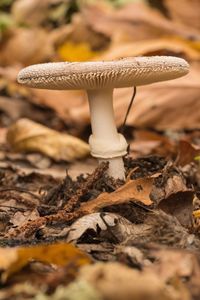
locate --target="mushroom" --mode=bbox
[17,56,189,179]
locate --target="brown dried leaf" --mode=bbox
[116,245,200,298]
[6,118,89,161]
[78,262,188,300]
[83,2,200,42]
[81,177,153,214]
[130,130,176,158]
[151,170,194,226]
[164,0,200,31]
[176,140,200,167]
[67,212,120,242]
[74,213,151,245]
[67,212,135,243]
[144,211,199,249]
[148,247,200,283]
[31,89,88,125]
[114,64,200,131]
[11,209,39,227]
[0,28,54,66]
[99,38,200,61]
[55,14,109,55]
[12,0,51,26]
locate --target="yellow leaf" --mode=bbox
[193,210,200,218]
[58,42,99,62]
[7,118,89,162]
[0,243,92,282]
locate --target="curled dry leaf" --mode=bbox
[6,118,89,162]
[67,213,139,242]
[0,243,91,283]
[67,212,121,242]
[68,212,151,245]
[151,170,194,227]
[80,177,153,214]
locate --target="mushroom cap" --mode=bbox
[18,56,189,90]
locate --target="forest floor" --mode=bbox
[0,0,200,299]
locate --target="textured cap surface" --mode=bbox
[18,56,189,90]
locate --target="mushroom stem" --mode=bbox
[87,89,128,180]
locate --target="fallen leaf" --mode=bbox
[0,127,7,143]
[0,12,14,34]
[11,209,39,227]
[151,168,194,226]
[67,212,133,243]
[58,41,99,62]
[116,243,200,296]
[144,210,199,249]
[130,130,176,158]
[0,96,38,126]
[35,280,102,300]
[0,28,54,66]
[0,243,92,282]
[30,89,88,125]
[83,2,200,43]
[81,177,153,214]
[68,212,151,245]
[7,118,89,161]
[11,0,52,26]
[176,140,200,167]
[67,212,121,242]
[99,38,200,61]
[114,63,200,131]
[194,209,200,220]
[164,0,200,31]
[148,247,200,282]
[78,262,188,300]
[54,13,109,54]
[0,282,38,300]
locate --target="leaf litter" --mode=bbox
[0,0,200,299]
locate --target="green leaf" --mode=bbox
[0,13,14,32]
[0,0,14,8]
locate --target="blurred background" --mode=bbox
[0,0,200,175]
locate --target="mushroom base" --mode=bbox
[99,157,125,180]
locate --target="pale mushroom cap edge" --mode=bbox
[18,56,189,90]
